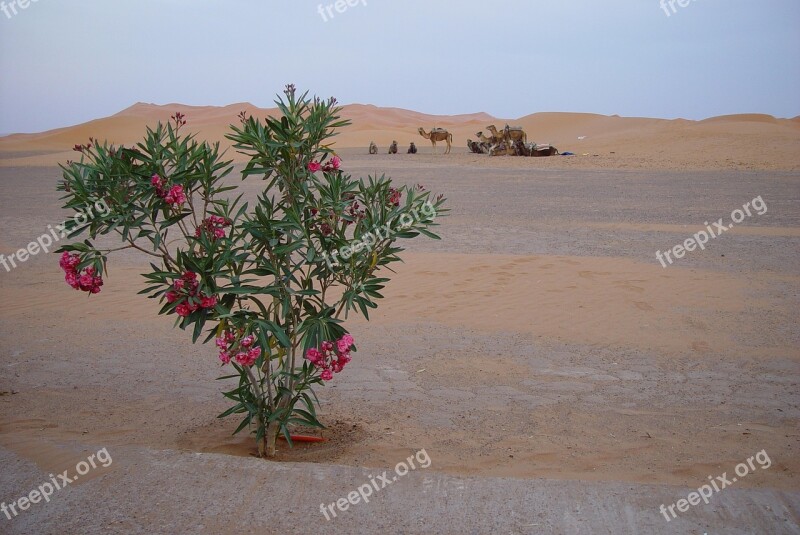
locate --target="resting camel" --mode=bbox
[487,124,527,144]
[369,142,377,155]
[407,142,418,154]
[511,139,559,157]
[467,139,488,154]
[512,139,531,157]
[488,142,514,156]
[477,129,501,145]
[388,140,398,154]
[475,131,495,144]
[474,132,494,153]
[418,127,453,154]
[530,144,559,157]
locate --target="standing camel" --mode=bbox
[486,124,527,144]
[418,127,453,154]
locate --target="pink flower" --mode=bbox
[173,279,185,290]
[308,161,322,172]
[330,156,341,170]
[219,351,231,365]
[321,341,334,352]
[241,335,255,348]
[320,369,334,381]
[235,351,258,367]
[306,347,321,363]
[341,334,354,348]
[247,347,261,361]
[65,271,80,289]
[387,188,401,207]
[59,252,80,272]
[151,174,168,198]
[195,215,231,241]
[165,185,186,206]
[165,291,179,303]
[200,295,217,309]
[60,252,103,294]
[215,337,227,350]
[78,273,94,289]
[175,303,191,317]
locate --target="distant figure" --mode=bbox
[369,141,378,154]
[407,142,417,154]
[388,141,398,154]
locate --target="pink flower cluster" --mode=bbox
[151,174,186,207]
[59,252,103,294]
[387,188,401,207]
[216,330,262,367]
[308,155,341,173]
[194,215,232,240]
[165,271,217,317]
[305,334,355,381]
[344,200,365,225]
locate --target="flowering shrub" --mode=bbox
[56,86,447,457]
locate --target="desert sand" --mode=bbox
[0,106,798,533]
[1,103,799,171]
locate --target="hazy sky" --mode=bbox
[1,0,799,133]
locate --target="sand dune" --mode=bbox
[1,102,799,170]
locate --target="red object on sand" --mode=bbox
[278,434,326,443]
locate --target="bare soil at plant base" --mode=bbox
[0,157,797,492]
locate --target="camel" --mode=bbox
[388,141,398,154]
[487,124,527,144]
[504,124,528,144]
[407,142,418,154]
[368,142,377,155]
[512,139,531,157]
[488,142,514,156]
[530,144,559,157]
[467,139,488,154]
[478,129,502,145]
[476,131,495,144]
[511,139,559,157]
[467,140,480,153]
[418,127,453,154]
[474,131,495,153]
